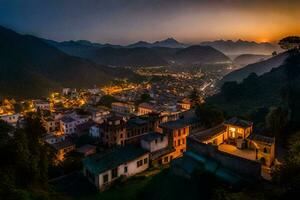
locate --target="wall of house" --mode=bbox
[172,127,189,158]
[97,153,149,191]
[203,132,226,145]
[141,136,168,152]
[187,138,261,179]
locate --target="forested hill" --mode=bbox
[207,52,300,128]
[0,26,114,99]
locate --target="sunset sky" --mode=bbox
[0,0,299,44]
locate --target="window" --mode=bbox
[144,158,148,164]
[263,147,268,153]
[103,174,109,183]
[137,160,143,167]
[111,168,118,179]
[124,166,128,173]
[164,157,168,163]
[178,139,180,146]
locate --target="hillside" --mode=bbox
[46,40,230,67]
[201,39,280,55]
[174,45,231,65]
[207,52,300,119]
[127,37,187,48]
[0,26,113,99]
[221,52,288,83]
[233,54,270,66]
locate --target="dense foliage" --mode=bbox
[0,115,51,199]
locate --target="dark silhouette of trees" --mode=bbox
[195,104,224,128]
[279,36,300,51]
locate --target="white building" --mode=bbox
[44,134,66,144]
[60,115,89,135]
[83,146,149,191]
[34,100,51,111]
[0,113,20,126]
[141,132,168,152]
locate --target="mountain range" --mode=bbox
[221,52,288,83]
[0,26,125,98]
[46,40,230,67]
[207,52,300,118]
[201,39,280,55]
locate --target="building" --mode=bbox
[43,117,60,133]
[101,116,126,147]
[44,134,66,144]
[159,119,190,159]
[224,117,253,148]
[50,139,76,162]
[83,146,149,191]
[34,100,51,111]
[125,117,154,144]
[248,134,275,167]
[77,144,97,157]
[189,117,276,179]
[140,132,175,165]
[111,102,135,115]
[137,103,158,116]
[178,98,192,110]
[59,115,89,135]
[0,113,20,126]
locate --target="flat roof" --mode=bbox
[141,132,165,142]
[190,124,227,141]
[83,145,149,175]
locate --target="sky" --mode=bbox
[0,0,300,45]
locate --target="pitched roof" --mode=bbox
[224,117,253,128]
[83,145,149,175]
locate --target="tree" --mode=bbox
[140,93,152,103]
[97,95,117,108]
[272,51,277,56]
[188,88,201,106]
[265,107,288,144]
[279,36,300,51]
[221,81,240,102]
[195,104,224,128]
[274,132,300,198]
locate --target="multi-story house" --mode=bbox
[101,116,126,147]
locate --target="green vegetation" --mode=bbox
[0,114,51,199]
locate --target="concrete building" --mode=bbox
[83,146,149,191]
[101,116,126,147]
[140,132,175,166]
[159,119,190,159]
[111,102,135,114]
[34,100,51,111]
[0,113,20,126]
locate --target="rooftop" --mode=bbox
[224,117,253,128]
[159,119,189,130]
[83,145,149,175]
[141,132,166,142]
[248,134,275,146]
[190,124,227,142]
[61,116,76,123]
[51,139,75,150]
